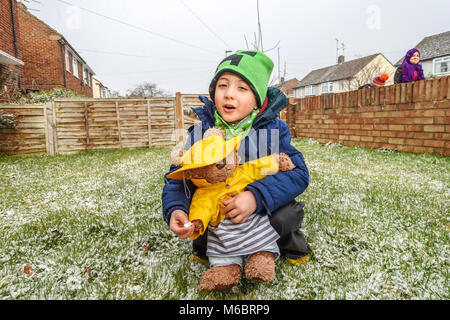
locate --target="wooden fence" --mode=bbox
[0,93,205,156]
[0,104,51,155]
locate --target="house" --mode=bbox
[0,0,24,101]
[293,53,396,98]
[0,1,95,100]
[274,77,300,98]
[93,78,112,98]
[16,2,95,96]
[394,30,450,79]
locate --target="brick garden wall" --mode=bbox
[286,76,450,156]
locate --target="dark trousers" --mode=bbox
[192,200,310,260]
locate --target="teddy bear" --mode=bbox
[167,127,296,291]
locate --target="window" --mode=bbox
[321,82,333,94]
[304,86,311,96]
[65,50,70,72]
[83,68,90,86]
[304,85,314,96]
[304,85,316,95]
[433,56,450,74]
[299,87,303,97]
[339,81,344,91]
[72,56,79,78]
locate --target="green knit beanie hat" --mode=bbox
[209,50,274,107]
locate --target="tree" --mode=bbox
[126,82,171,98]
[109,90,121,98]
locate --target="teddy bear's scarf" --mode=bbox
[214,109,258,140]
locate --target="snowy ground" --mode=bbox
[0,140,448,299]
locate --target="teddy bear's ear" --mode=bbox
[170,149,184,166]
[203,127,225,139]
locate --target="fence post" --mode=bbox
[115,101,122,149]
[175,92,184,145]
[44,102,56,155]
[43,103,50,155]
[52,100,58,155]
[147,99,152,147]
[84,101,90,150]
[288,97,297,138]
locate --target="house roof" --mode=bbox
[294,53,381,88]
[274,78,300,94]
[395,30,450,65]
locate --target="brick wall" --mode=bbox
[16,3,93,97]
[286,76,450,156]
[0,0,20,102]
[0,0,16,56]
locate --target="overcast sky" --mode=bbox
[26,0,450,95]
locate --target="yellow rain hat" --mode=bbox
[167,134,241,180]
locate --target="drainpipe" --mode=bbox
[9,0,21,88]
[58,39,67,88]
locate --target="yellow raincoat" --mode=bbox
[188,154,279,240]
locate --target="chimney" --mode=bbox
[280,77,285,84]
[338,55,345,64]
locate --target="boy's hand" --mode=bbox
[169,210,194,239]
[222,191,257,224]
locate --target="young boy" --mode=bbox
[162,50,310,267]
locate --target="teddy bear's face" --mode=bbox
[184,150,240,184]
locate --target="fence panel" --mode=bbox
[182,93,205,129]
[0,105,47,155]
[52,98,177,154]
[148,98,176,147]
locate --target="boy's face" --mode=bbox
[214,72,257,124]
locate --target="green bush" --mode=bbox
[16,88,84,104]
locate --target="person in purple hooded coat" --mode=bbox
[394,48,425,84]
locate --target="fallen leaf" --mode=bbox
[85,266,91,277]
[142,244,150,256]
[24,264,33,277]
[134,186,137,193]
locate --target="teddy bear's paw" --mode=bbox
[170,149,184,166]
[199,264,241,292]
[192,219,204,232]
[244,251,276,283]
[278,153,295,171]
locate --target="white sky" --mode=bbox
[26,0,450,95]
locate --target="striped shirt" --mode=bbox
[206,214,280,257]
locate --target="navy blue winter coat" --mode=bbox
[162,87,309,225]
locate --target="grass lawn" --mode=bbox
[0,140,448,299]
